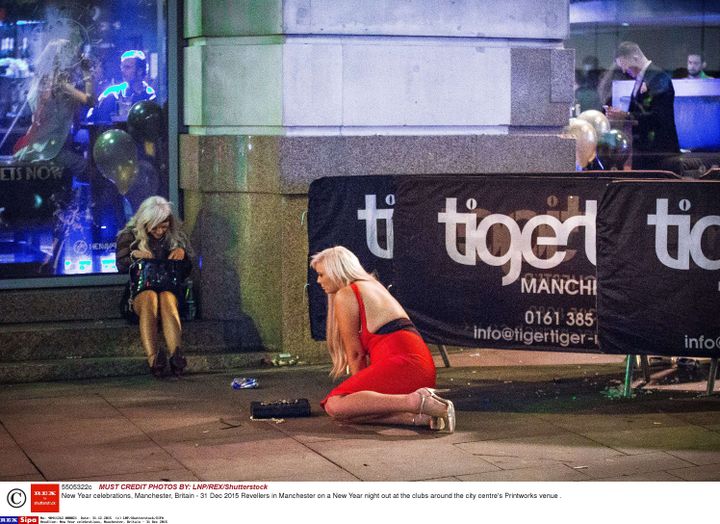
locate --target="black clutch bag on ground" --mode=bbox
[250,399,311,419]
[129,258,188,298]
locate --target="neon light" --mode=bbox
[77,259,92,273]
[121,50,146,61]
[100,257,117,273]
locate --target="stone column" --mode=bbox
[181,0,576,361]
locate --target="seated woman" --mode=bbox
[115,196,192,378]
[311,246,455,432]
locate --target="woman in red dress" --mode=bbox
[311,246,455,432]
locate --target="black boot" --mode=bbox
[169,348,187,377]
[150,350,167,378]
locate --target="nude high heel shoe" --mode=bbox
[416,388,456,433]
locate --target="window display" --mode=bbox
[0,0,168,278]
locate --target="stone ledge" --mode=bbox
[0,319,259,362]
[0,352,269,384]
[181,134,575,195]
[0,286,126,324]
[185,0,568,40]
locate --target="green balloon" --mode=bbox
[127,100,162,142]
[597,129,631,170]
[92,129,138,194]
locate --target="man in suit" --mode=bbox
[606,41,679,170]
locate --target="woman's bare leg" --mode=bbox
[324,390,447,422]
[159,291,187,376]
[133,291,159,367]
[158,291,182,355]
[341,412,431,427]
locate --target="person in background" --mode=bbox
[574,56,603,112]
[605,41,679,170]
[311,246,455,432]
[11,38,98,274]
[115,196,191,378]
[686,52,713,79]
[13,38,95,164]
[87,49,155,123]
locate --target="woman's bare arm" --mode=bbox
[334,286,367,375]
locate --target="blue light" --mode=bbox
[78,259,92,272]
[121,49,146,61]
[100,256,117,273]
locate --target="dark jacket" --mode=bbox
[115,228,192,275]
[628,63,680,167]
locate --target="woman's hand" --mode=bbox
[131,249,153,260]
[168,248,186,260]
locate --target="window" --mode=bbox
[0,0,172,280]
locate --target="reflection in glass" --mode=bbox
[0,1,168,278]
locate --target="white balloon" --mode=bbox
[578,109,611,136]
[564,118,598,168]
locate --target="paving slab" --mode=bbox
[536,411,692,434]
[0,394,120,421]
[667,463,720,481]
[4,418,148,451]
[429,410,571,444]
[165,436,358,481]
[665,449,720,466]
[0,425,38,479]
[28,440,183,480]
[456,433,625,466]
[582,426,720,456]
[597,471,683,481]
[457,463,591,481]
[74,468,201,482]
[573,452,694,479]
[0,473,46,481]
[307,437,500,481]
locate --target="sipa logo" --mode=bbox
[647,199,720,270]
[438,197,597,285]
[357,194,395,259]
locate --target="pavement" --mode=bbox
[1,348,720,482]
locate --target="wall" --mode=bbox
[181,0,576,361]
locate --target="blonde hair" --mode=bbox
[123,196,188,254]
[310,246,374,379]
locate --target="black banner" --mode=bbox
[392,175,602,351]
[307,176,396,339]
[307,172,696,355]
[597,180,720,357]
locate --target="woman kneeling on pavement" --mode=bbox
[311,246,455,432]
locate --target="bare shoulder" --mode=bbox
[333,285,360,330]
[333,285,359,315]
[334,285,356,305]
[354,279,391,301]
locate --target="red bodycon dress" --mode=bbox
[321,283,436,406]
